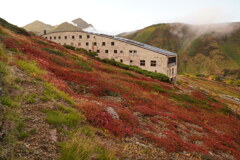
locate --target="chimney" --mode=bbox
[43,30,47,35]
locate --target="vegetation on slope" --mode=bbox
[0,19,240,159]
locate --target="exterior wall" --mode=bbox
[42,31,177,80]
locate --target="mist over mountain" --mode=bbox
[120,22,240,77]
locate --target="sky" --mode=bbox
[0,0,240,34]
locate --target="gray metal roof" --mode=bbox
[93,33,177,57]
[44,31,177,57]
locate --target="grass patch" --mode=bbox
[0,96,16,107]
[25,94,37,104]
[59,135,116,160]
[171,93,198,104]
[76,60,92,71]
[43,105,83,128]
[42,48,64,56]
[17,60,45,75]
[41,83,75,106]
[0,61,7,75]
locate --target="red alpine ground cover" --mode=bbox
[1,30,240,159]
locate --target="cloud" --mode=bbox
[177,7,231,25]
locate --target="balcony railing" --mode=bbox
[168,62,176,67]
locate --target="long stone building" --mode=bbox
[42,31,177,82]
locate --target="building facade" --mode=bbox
[42,31,177,82]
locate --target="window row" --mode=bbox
[115,59,156,67]
[45,36,116,46]
[140,60,157,67]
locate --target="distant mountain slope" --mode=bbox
[121,23,240,76]
[23,18,93,35]
[72,18,93,29]
[51,22,81,32]
[23,20,53,35]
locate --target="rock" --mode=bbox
[106,107,119,119]
[49,129,57,142]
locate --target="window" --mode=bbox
[78,43,81,46]
[114,50,117,53]
[172,68,174,75]
[151,60,157,67]
[130,60,133,63]
[86,42,89,46]
[105,50,108,53]
[71,43,73,46]
[87,35,90,38]
[97,50,100,53]
[140,60,145,66]
[111,42,115,46]
[129,50,133,53]
[93,42,97,46]
[120,59,123,63]
[72,36,75,39]
[58,36,61,39]
[102,42,106,46]
[120,51,123,53]
[54,36,56,40]
[65,36,67,39]
[50,36,52,40]
[134,50,137,53]
[89,50,92,52]
[79,35,82,39]
[45,37,47,39]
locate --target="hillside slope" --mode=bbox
[1,18,240,160]
[121,23,240,76]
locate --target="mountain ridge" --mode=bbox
[120,22,240,77]
[23,18,94,35]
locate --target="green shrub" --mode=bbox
[220,105,233,115]
[0,18,30,36]
[151,84,166,93]
[104,90,120,97]
[42,48,64,56]
[76,60,92,71]
[121,71,138,78]
[100,59,169,82]
[64,44,76,50]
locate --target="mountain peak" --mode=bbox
[72,18,93,29]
